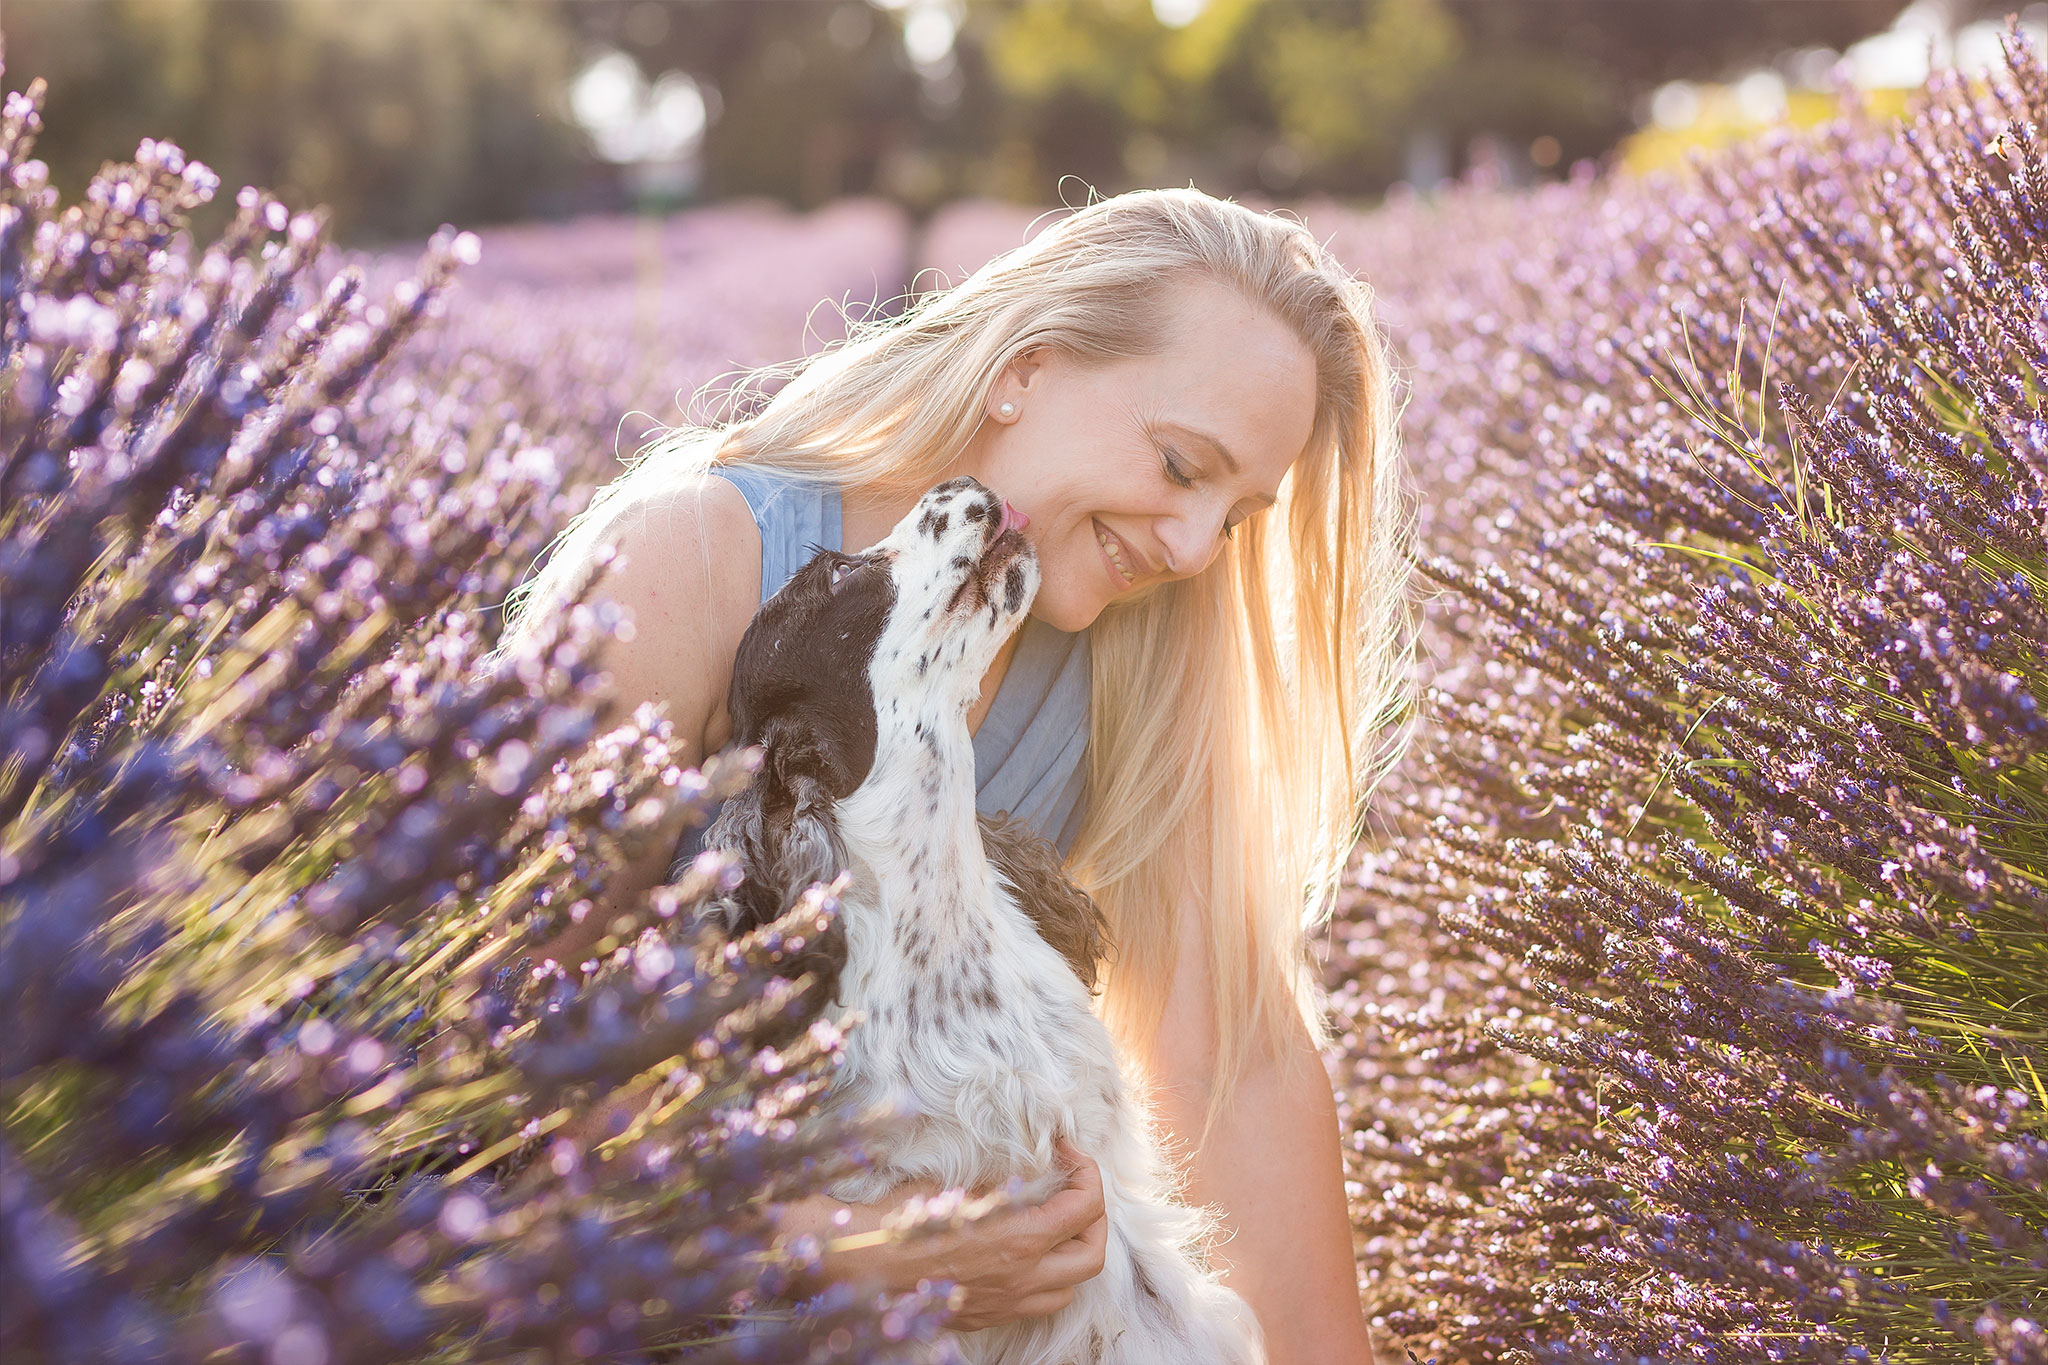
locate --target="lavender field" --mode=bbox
[4,25,2045,1365]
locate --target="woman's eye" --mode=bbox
[1160,446,1195,489]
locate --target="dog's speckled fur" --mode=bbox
[700,477,1263,1364]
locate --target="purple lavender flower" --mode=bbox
[0,66,940,1365]
[1324,24,2048,1365]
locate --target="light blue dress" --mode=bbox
[668,462,1092,877]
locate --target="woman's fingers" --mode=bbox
[1009,1288,1077,1319]
[1021,1144,1109,1290]
[1074,1196,1109,1259]
[882,1143,1112,1329]
[1037,1203,1109,1286]
[897,1175,945,1202]
[1032,1145,1107,1244]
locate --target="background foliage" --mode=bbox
[2,0,1940,242]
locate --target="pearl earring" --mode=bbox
[998,401,1016,418]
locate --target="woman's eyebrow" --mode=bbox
[1164,421,1278,509]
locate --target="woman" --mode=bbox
[496,187,1412,1364]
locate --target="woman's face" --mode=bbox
[958,275,1318,633]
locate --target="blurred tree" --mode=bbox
[977,0,1165,193]
[1422,0,1916,178]
[968,0,1475,194]
[1441,0,1914,89]
[559,1,928,209]
[0,0,1937,231]
[1,0,593,246]
[966,0,1916,197]
[1256,0,1461,179]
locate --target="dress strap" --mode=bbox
[704,462,842,605]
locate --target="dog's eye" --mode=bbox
[829,560,858,591]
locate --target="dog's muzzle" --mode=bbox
[929,481,1033,615]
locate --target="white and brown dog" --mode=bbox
[698,476,1263,1365]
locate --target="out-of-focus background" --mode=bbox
[8,0,2043,246]
[12,0,2039,450]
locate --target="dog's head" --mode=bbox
[703,476,1039,933]
[864,474,1039,701]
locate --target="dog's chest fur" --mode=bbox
[827,692,1121,1202]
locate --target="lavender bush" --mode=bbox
[0,69,944,1364]
[1322,29,2048,1364]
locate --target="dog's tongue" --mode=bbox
[999,500,1030,535]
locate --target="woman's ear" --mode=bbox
[995,346,1049,410]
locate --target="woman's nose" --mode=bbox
[1157,506,1225,577]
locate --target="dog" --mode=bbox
[696,476,1265,1364]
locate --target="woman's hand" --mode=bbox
[774,1140,1109,1330]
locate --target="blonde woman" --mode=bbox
[497,187,1411,1364]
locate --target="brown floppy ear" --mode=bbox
[696,725,849,995]
[979,810,1110,993]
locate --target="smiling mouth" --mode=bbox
[1094,518,1138,587]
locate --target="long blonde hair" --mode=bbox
[498,187,1414,1115]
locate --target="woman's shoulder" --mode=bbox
[581,471,764,742]
[602,470,765,608]
[700,459,831,509]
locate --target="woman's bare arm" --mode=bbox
[534,477,763,968]
[1148,887,1378,1365]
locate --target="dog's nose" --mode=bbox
[967,491,1005,549]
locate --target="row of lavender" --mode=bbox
[0,69,947,1364]
[1315,30,2048,1365]
[343,196,913,468]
